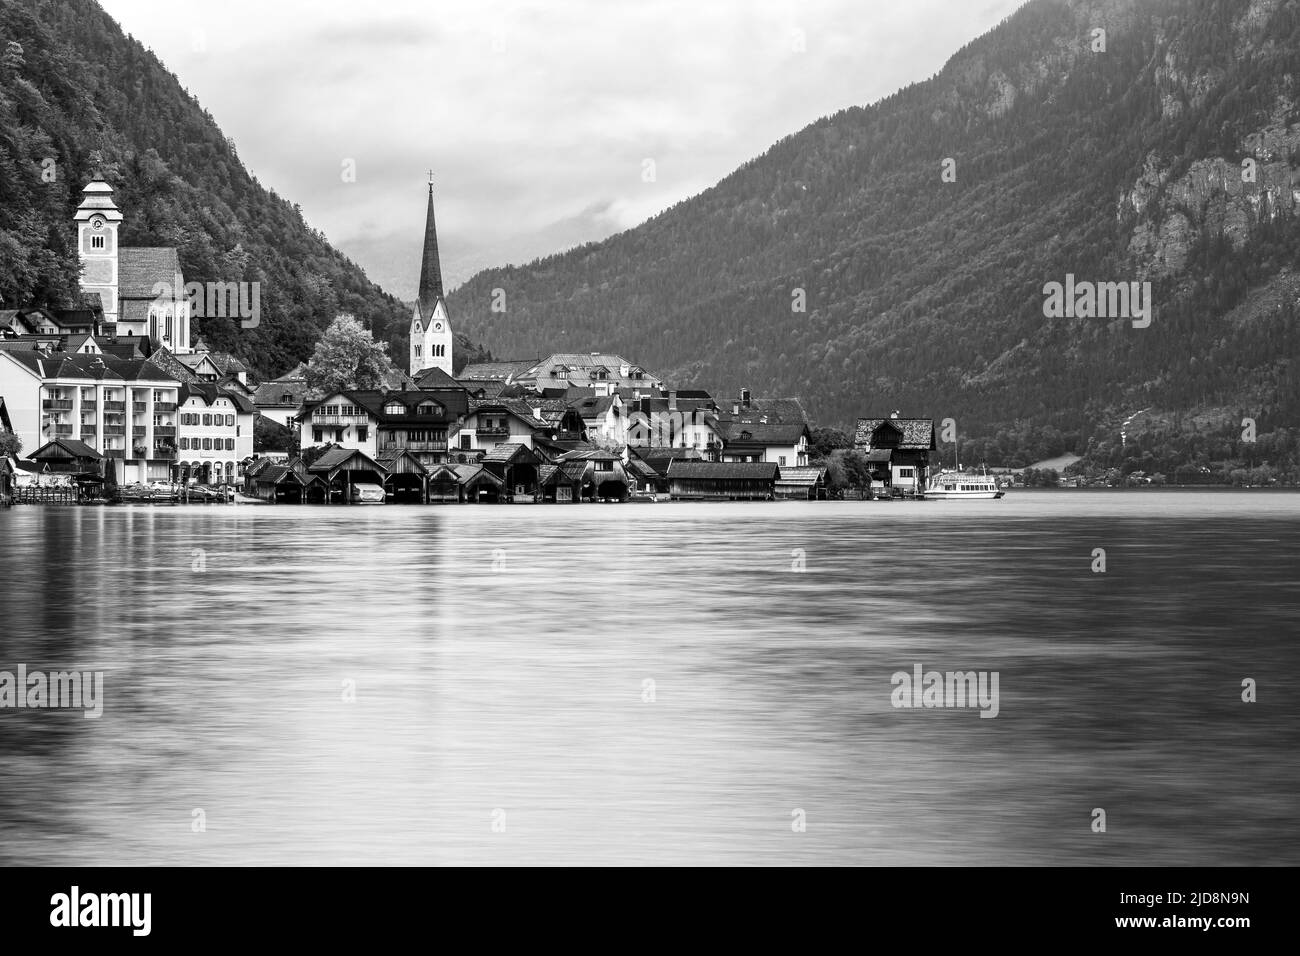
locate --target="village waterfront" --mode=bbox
[1,490,1297,866]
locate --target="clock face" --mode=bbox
[90,215,105,229]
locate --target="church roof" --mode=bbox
[416,183,445,319]
[119,248,181,298]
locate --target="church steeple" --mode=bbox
[417,172,444,318]
[409,172,453,378]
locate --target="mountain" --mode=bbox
[0,0,488,377]
[448,0,1300,476]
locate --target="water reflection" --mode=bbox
[1,492,1297,864]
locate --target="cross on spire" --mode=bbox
[427,169,434,192]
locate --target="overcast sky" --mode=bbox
[99,0,1024,299]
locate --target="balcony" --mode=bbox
[381,441,447,452]
[313,414,370,426]
[103,401,125,411]
[154,426,176,437]
[104,449,125,459]
[477,426,510,437]
[43,399,73,410]
[154,402,177,412]
[80,431,97,442]
[152,448,178,460]
[104,425,125,436]
[132,402,147,413]
[132,426,148,437]
[53,424,74,436]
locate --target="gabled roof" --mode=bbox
[776,466,827,484]
[458,360,534,381]
[854,417,936,450]
[307,447,388,475]
[375,448,429,475]
[457,379,510,400]
[724,421,809,445]
[30,438,102,461]
[481,442,540,466]
[179,383,256,414]
[719,397,809,425]
[118,248,182,298]
[451,463,504,487]
[467,398,548,430]
[253,379,309,407]
[146,347,203,384]
[666,460,779,480]
[414,366,464,390]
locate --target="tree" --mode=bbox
[0,430,21,458]
[300,442,338,468]
[809,426,851,459]
[305,314,396,396]
[254,415,296,454]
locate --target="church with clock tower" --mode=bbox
[409,175,453,377]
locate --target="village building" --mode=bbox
[253,363,309,428]
[456,398,551,456]
[0,349,183,483]
[719,421,810,467]
[175,383,256,485]
[298,387,469,469]
[625,391,723,457]
[854,413,937,495]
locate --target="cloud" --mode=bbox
[100,0,1025,299]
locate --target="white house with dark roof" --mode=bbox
[176,384,256,485]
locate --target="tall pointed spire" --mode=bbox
[417,171,444,317]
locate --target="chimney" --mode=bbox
[668,390,677,411]
[732,403,739,415]
[740,387,751,408]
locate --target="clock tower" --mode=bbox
[410,173,453,377]
[74,180,123,327]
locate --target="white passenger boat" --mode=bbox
[925,469,1004,499]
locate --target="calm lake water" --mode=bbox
[1,491,1297,866]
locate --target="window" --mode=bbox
[180,438,189,450]
[226,415,234,427]
[899,468,914,479]
[461,434,472,450]
[357,426,368,442]
[202,414,212,426]
[313,428,323,443]
[202,438,212,450]
[91,235,105,249]
[325,405,339,416]
[225,438,235,451]
[779,456,787,466]
[415,345,422,357]
[385,403,405,415]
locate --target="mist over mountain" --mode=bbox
[449,0,1300,473]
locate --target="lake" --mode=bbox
[1,490,1297,865]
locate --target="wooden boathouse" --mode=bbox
[666,460,778,500]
